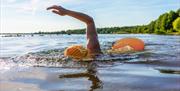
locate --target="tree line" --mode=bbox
[35,9,180,35]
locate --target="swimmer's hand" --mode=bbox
[47,5,67,16]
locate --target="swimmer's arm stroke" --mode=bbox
[47,5,94,25]
[47,5,101,55]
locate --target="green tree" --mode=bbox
[155,30,166,34]
[160,13,168,31]
[148,21,155,33]
[155,14,164,30]
[176,9,180,16]
[173,17,180,32]
[167,11,178,30]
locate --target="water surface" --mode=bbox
[0,34,180,91]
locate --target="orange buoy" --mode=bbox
[112,38,145,51]
[64,45,88,59]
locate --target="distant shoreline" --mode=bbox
[0,32,179,37]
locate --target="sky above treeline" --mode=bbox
[1,0,180,33]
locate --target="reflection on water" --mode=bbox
[154,67,180,74]
[59,62,103,91]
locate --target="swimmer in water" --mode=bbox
[47,5,144,60]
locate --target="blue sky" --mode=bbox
[1,0,180,33]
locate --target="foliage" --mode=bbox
[173,17,180,32]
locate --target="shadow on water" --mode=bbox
[59,62,103,91]
[154,67,180,74]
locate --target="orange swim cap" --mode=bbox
[64,45,88,60]
[112,38,145,51]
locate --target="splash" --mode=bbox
[0,48,141,73]
[0,57,30,73]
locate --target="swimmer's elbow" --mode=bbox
[85,16,94,25]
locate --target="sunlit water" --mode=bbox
[0,34,180,91]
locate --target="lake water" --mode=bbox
[0,34,180,91]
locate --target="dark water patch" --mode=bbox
[25,43,46,48]
[155,67,180,74]
[117,50,180,67]
[57,42,63,45]
[145,43,165,46]
[142,53,177,60]
[12,78,45,85]
[0,57,11,59]
[125,58,180,67]
[67,41,80,44]
[29,48,64,55]
[101,41,114,50]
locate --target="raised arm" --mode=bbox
[47,5,101,55]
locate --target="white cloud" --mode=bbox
[1,0,17,3]
[1,0,83,15]
[7,0,17,3]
